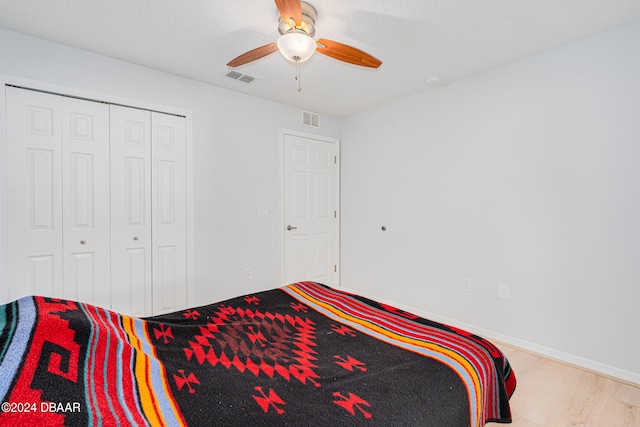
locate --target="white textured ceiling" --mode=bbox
[1,0,640,117]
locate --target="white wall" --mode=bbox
[341,21,640,382]
[0,28,341,305]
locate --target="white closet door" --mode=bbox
[62,97,110,307]
[6,87,110,306]
[151,112,187,314]
[6,87,64,300]
[110,105,153,316]
[4,87,188,315]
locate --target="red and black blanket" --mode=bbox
[0,281,516,426]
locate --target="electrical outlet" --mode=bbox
[245,268,252,280]
[462,278,471,293]
[498,283,509,299]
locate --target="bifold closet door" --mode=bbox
[110,105,153,316]
[5,86,110,306]
[62,96,110,305]
[151,112,187,315]
[5,87,187,315]
[110,106,187,316]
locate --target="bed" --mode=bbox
[0,281,516,426]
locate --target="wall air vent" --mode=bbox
[238,75,255,83]
[302,110,320,128]
[226,71,256,84]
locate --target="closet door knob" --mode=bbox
[133,236,139,241]
[80,240,86,245]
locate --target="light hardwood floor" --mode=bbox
[494,342,640,426]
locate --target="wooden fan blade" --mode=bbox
[227,42,278,67]
[274,0,302,26]
[316,38,382,68]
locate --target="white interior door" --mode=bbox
[3,85,189,315]
[151,112,187,315]
[110,105,153,316]
[6,87,64,301]
[283,132,339,287]
[6,87,110,306]
[62,97,110,306]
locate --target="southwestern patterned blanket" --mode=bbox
[0,282,516,426]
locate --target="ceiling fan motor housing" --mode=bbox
[278,1,317,37]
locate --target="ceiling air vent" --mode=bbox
[226,71,256,84]
[302,110,320,128]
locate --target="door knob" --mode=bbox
[286,225,298,231]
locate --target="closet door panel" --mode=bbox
[26,256,55,296]
[152,112,187,315]
[110,105,152,316]
[6,87,64,300]
[5,87,188,315]
[26,149,56,231]
[125,248,148,312]
[62,97,110,307]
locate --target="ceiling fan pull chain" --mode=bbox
[296,61,302,92]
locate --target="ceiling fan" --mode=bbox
[226,0,382,69]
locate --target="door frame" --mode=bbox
[279,128,340,287]
[0,75,195,306]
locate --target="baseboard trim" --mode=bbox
[339,286,640,386]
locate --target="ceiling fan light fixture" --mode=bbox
[277,31,316,63]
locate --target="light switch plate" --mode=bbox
[498,283,509,299]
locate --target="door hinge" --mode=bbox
[334,264,337,273]
[334,156,337,164]
[334,210,337,218]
